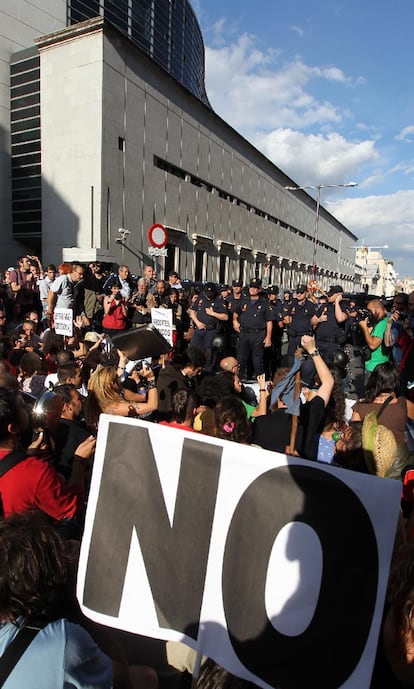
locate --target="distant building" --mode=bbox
[355,247,395,297]
[0,1,358,289]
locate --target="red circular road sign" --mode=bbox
[148,224,168,248]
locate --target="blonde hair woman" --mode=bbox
[85,362,157,429]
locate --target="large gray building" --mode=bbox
[0,0,358,288]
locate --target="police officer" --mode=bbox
[283,284,317,366]
[265,286,284,377]
[311,285,348,364]
[216,284,232,356]
[233,278,273,379]
[227,279,244,355]
[189,282,229,371]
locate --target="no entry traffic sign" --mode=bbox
[148,224,168,248]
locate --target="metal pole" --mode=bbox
[312,185,321,277]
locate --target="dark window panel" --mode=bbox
[13,199,42,212]
[10,93,39,109]
[10,82,40,99]
[11,118,41,134]
[12,164,41,178]
[11,69,40,87]
[12,152,41,167]
[12,176,41,190]
[11,105,40,122]
[10,56,40,75]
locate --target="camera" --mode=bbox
[133,295,147,307]
[354,308,373,325]
[135,360,151,371]
[391,307,406,321]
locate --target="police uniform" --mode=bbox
[285,288,317,365]
[265,289,284,377]
[236,280,273,378]
[227,281,244,356]
[314,301,347,364]
[190,285,228,370]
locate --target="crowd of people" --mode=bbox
[1,253,414,686]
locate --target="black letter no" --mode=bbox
[222,465,378,689]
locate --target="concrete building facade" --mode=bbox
[1,1,358,289]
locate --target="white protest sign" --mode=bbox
[151,307,173,345]
[77,416,401,689]
[54,307,73,336]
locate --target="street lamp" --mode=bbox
[284,182,358,276]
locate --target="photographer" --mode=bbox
[129,277,156,328]
[102,280,128,338]
[384,293,408,364]
[9,255,40,318]
[359,299,390,384]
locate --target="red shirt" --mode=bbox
[159,421,197,432]
[0,449,83,519]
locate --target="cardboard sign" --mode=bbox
[151,307,173,345]
[54,307,73,336]
[77,417,401,689]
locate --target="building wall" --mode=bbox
[38,21,107,263]
[67,0,210,106]
[36,18,357,288]
[0,0,66,261]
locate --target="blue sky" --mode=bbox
[192,0,414,280]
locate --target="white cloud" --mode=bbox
[330,190,414,276]
[252,129,378,186]
[203,26,412,276]
[291,25,304,37]
[395,126,414,142]
[205,34,360,133]
[204,27,369,157]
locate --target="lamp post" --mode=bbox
[284,182,358,277]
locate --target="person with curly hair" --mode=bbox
[0,511,116,687]
[351,361,410,476]
[214,396,252,445]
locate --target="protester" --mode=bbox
[0,387,94,521]
[158,389,198,432]
[85,360,158,428]
[9,255,40,318]
[157,347,207,421]
[252,335,334,459]
[351,361,410,473]
[46,263,85,319]
[214,370,269,421]
[102,280,129,337]
[214,396,252,445]
[17,351,45,397]
[0,511,114,688]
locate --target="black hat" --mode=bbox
[249,278,262,288]
[232,279,243,287]
[205,282,217,294]
[268,286,279,295]
[220,284,231,291]
[327,285,344,297]
[296,284,308,293]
